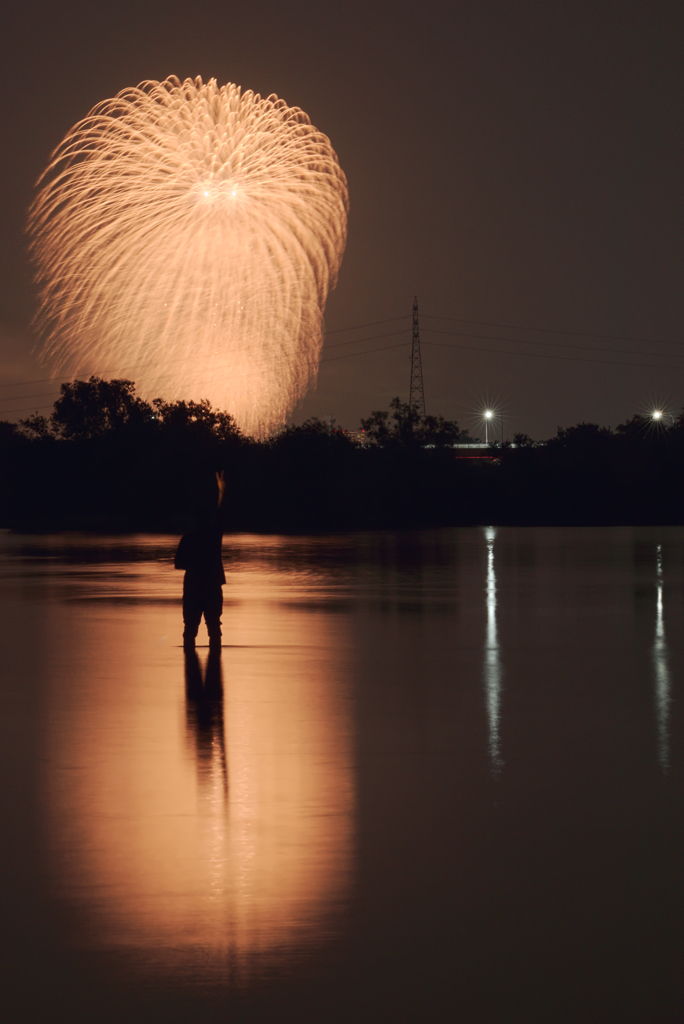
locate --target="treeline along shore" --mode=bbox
[2,378,684,533]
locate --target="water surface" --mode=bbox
[1,527,683,1023]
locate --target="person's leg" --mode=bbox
[204,584,224,648]
[182,580,203,648]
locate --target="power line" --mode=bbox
[0,376,63,390]
[0,322,411,393]
[2,307,682,405]
[0,351,211,390]
[325,315,410,335]
[423,314,684,348]
[421,327,684,361]
[324,329,407,350]
[321,341,410,363]
[2,336,678,415]
[1,404,55,417]
[0,329,410,412]
[2,340,413,415]
[421,339,684,372]
[0,389,64,405]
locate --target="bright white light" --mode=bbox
[28,76,349,437]
[484,410,494,420]
[484,526,504,776]
[652,410,663,420]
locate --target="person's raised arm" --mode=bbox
[216,469,226,509]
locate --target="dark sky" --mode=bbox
[1,0,682,438]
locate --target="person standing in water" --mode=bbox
[175,470,226,649]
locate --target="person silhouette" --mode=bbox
[175,470,226,649]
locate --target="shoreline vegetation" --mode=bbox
[2,377,683,533]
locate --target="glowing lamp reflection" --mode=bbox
[653,543,671,773]
[484,526,504,775]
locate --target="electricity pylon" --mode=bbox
[409,296,426,418]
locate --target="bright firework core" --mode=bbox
[28,77,349,437]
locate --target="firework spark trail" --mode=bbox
[28,77,348,436]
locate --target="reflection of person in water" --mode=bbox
[175,470,226,649]
[184,646,227,793]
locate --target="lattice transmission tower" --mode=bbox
[409,296,426,418]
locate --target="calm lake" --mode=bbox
[2,527,683,1023]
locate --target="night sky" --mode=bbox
[2,0,682,439]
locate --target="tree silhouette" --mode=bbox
[361,397,459,448]
[19,377,153,440]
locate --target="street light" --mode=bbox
[484,409,494,444]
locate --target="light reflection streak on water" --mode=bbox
[653,543,671,773]
[484,527,504,776]
[40,557,355,977]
